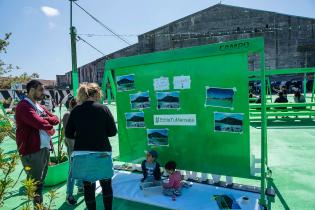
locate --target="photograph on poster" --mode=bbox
[205,87,235,108]
[147,129,169,146]
[116,74,135,91]
[125,112,145,128]
[214,112,244,133]
[157,91,180,109]
[130,91,150,109]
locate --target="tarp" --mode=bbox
[96,171,262,210]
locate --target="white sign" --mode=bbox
[154,77,169,91]
[154,114,196,126]
[173,76,191,89]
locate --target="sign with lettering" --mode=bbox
[173,75,191,89]
[154,114,196,126]
[219,42,249,51]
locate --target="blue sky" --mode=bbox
[147,129,168,136]
[130,91,149,101]
[117,74,134,82]
[125,112,144,120]
[215,112,244,121]
[1,0,315,80]
[157,91,179,99]
[208,87,234,99]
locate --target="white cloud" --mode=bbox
[41,6,60,17]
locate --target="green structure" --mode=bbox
[69,0,79,97]
[102,37,271,207]
[249,67,315,119]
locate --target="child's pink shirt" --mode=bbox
[163,171,182,189]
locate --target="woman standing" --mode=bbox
[65,83,117,210]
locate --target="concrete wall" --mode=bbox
[57,4,315,86]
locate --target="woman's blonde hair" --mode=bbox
[77,83,102,103]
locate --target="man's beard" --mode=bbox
[34,94,44,101]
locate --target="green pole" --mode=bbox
[107,88,111,104]
[101,66,109,102]
[267,77,272,102]
[101,64,117,103]
[312,74,315,102]
[108,70,117,99]
[303,73,307,98]
[70,0,79,97]
[259,50,267,208]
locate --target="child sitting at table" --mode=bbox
[163,161,182,196]
[140,150,161,189]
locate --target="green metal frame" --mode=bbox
[249,67,315,119]
[101,37,274,208]
[70,0,79,97]
[101,68,116,103]
[249,67,315,100]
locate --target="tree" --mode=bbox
[0,33,19,76]
[0,33,41,89]
[31,73,40,79]
[0,72,41,89]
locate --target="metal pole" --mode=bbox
[70,0,79,97]
[260,50,267,208]
[303,73,307,98]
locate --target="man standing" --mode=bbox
[15,80,59,207]
[55,91,59,106]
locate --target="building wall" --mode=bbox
[57,4,315,86]
[56,75,68,87]
[139,4,315,70]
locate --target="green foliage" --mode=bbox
[0,114,18,207]
[0,72,41,89]
[0,114,15,143]
[0,33,19,76]
[51,126,67,164]
[21,178,58,210]
[0,33,40,89]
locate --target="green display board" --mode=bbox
[105,38,264,178]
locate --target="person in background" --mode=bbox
[293,91,306,109]
[63,98,83,205]
[55,91,59,106]
[274,91,288,109]
[15,80,59,208]
[44,95,53,112]
[65,83,117,210]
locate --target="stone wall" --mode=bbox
[57,4,315,86]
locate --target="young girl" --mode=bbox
[63,98,83,205]
[163,161,182,196]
